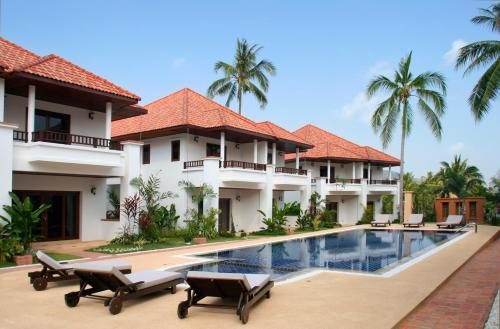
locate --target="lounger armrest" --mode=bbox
[126,281,145,290]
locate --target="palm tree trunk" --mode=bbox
[399,103,407,222]
[237,88,242,115]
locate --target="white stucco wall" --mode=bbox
[219,188,262,232]
[13,174,120,241]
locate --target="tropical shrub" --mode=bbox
[0,192,51,252]
[0,236,23,262]
[282,201,301,216]
[120,193,141,236]
[309,192,326,217]
[130,173,176,217]
[296,210,312,230]
[106,187,120,219]
[155,204,179,232]
[356,205,374,225]
[258,203,287,233]
[319,210,337,228]
[312,215,322,231]
[179,180,218,239]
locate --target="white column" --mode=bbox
[352,162,356,179]
[368,163,371,181]
[220,131,225,161]
[203,158,220,218]
[27,85,36,137]
[253,139,258,163]
[360,162,364,180]
[300,170,312,212]
[259,165,274,220]
[0,78,5,121]
[327,159,331,181]
[272,142,276,166]
[295,147,300,169]
[389,165,392,180]
[0,123,17,222]
[120,141,143,233]
[105,102,112,140]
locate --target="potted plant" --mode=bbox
[0,192,51,265]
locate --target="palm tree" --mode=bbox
[207,39,276,115]
[455,2,500,120]
[367,52,447,220]
[437,155,484,198]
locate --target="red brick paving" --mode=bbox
[397,236,500,329]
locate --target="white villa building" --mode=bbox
[285,124,400,225]
[0,37,400,242]
[0,37,146,241]
[112,88,313,233]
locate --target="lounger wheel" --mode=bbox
[177,301,189,319]
[64,292,80,307]
[109,297,123,315]
[32,277,48,291]
[240,304,250,324]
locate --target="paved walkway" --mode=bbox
[397,236,500,329]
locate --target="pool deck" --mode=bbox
[0,224,498,329]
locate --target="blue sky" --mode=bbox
[2,0,498,180]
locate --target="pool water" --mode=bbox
[176,229,463,281]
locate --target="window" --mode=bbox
[455,202,463,215]
[320,166,335,180]
[363,167,369,179]
[206,143,220,157]
[171,140,180,162]
[469,201,477,218]
[442,202,449,218]
[143,144,150,164]
[34,109,70,133]
[267,146,273,164]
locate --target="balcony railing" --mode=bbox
[184,160,204,169]
[328,178,362,184]
[13,130,27,142]
[368,179,398,185]
[275,167,308,176]
[221,160,266,171]
[13,130,121,150]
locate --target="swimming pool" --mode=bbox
[175,229,464,281]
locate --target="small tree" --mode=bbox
[0,192,51,252]
[179,180,218,239]
[130,172,176,216]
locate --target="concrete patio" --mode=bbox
[0,224,498,329]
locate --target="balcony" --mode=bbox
[275,167,308,176]
[14,130,122,150]
[320,177,399,194]
[12,130,125,177]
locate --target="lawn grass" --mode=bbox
[0,252,81,269]
[88,235,247,255]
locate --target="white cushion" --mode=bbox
[444,215,463,224]
[73,259,131,272]
[124,270,182,290]
[36,251,65,270]
[245,274,271,289]
[407,214,423,224]
[373,214,392,223]
[187,271,271,291]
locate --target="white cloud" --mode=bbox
[340,61,392,124]
[341,92,382,124]
[443,39,467,65]
[447,142,465,154]
[172,58,186,68]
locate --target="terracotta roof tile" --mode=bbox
[113,88,311,150]
[0,37,140,100]
[285,124,400,165]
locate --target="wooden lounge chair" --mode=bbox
[65,267,183,315]
[28,251,131,291]
[178,271,274,324]
[403,214,425,228]
[436,215,463,229]
[371,214,392,227]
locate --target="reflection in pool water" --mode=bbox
[177,229,463,281]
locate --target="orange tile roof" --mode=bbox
[113,88,311,149]
[256,121,310,146]
[285,124,400,165]
[0,37,140,100]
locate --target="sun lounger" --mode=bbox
[65,267,183,315]
[403,214,425,227]
[436,215,463,228]
[178,271,274,324]
[371,214,392,227]
[28,251,131,291]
